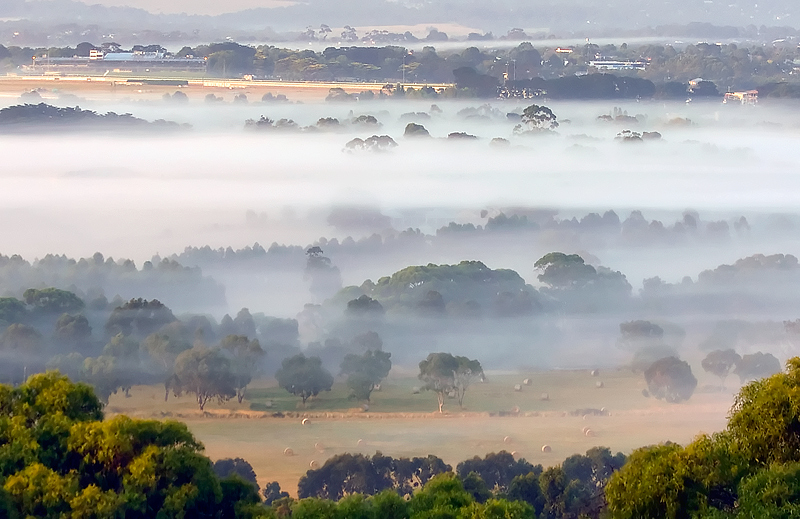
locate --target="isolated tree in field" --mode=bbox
[418,352,483,412]
[275,353,333,406]
[340,349,392,401]
[644,356,697,403]
[520,104,558,131]
[702,349,741,389]
[220,334,265,403]
[172,347,236,410]
[734,351,781,383]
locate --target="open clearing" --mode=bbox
[0,76,450,102]
[107,369,734,494]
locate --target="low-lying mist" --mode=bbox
[3,92,800,380]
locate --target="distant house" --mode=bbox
[588,60,647,71]
[723,90,758,105]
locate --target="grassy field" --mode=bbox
[106,369,735,495]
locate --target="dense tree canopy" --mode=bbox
[0,373,263,518]
[418,352,484,412]
[275,354,334,405]
[606,357,800,518]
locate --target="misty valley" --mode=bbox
[5,31,800,519]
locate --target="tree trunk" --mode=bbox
[437,392,444,413]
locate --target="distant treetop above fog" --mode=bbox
[338,260,541,317]
[0,103,188,131]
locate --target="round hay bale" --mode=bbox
[541,445,552,453]
[511,451,518,457]
[310,460,318,469]
[374,384,381,392]
[600,407,607,414]
[540,393,549,401]
[522,378,532,386]
[511,406,520,414]
[584,428,595,437]
[302,418,309,425]
[514,384,522,392]
[583,415,589,421]
[357,439,365,447]
[582,426,590,434]
[503,436,512,444]
[591,369,599,377]
[412,387,420,394]
[283,448,294,456]
[314,442,325,452]
[596,381,604,389]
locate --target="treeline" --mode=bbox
[6,40,800,95]
[0,287,300,402]
[0,251,224,311]
[177,208,750,271]
[0,103,188,130]
[0,369,628,518]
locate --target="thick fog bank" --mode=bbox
[2,98,800,264]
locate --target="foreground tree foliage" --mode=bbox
[0,372,265,518]
[293,448,625,519]
[298,452,452,500]
[606,357,800,518]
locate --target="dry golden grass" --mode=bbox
[106,369,734,495]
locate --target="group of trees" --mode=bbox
[8,39,800,95]
[0,287,302,408]
[273,349,487,413]
[0,250,224,313]
[0,373,265,518]
[339,260,541,318]
[291,447,626,518]
[606,357,800,517]
[0,103,186,130]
